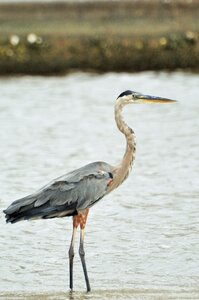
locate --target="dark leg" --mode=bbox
[68,227,77,291]
[79,227,91,292]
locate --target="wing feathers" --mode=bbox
[4,162,113,223]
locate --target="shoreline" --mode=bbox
[1,287,199,299]
[0,1,198,75]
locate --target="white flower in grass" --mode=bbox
[10,35,20,46]
[27,33,43,45]
[27,33,37,44]
[159,37,167,46]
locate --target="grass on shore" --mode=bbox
[0,1,198,74]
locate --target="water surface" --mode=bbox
[0,71,199,299]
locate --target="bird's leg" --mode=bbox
[68,220,78,291]
[79,228,91,292]
[79,209,91,292]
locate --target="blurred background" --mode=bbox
[0,1,199,300]
[0,0,198,74]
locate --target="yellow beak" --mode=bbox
[136,94,177,104]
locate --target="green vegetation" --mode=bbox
[0,0,198,75]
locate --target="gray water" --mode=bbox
[0,72,198,299]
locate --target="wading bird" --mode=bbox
[4,90,176,292]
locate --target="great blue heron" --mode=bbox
[3,90,176,292]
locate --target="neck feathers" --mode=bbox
[111,100,136,189]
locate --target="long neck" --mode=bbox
[111,100,136,189]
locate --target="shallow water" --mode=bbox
[0,71,199,299]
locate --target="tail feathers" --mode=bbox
[4,202,53,223]
[3,196,76,224]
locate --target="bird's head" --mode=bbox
[117,90,177,104]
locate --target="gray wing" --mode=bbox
[4,161,113,223]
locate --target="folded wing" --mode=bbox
[3,162,113,223]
